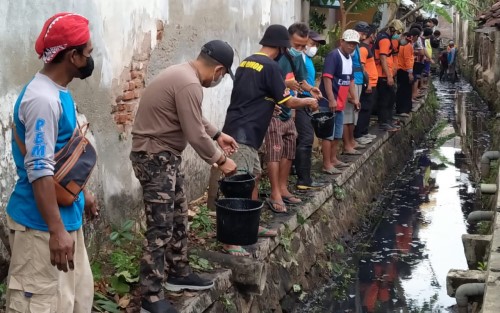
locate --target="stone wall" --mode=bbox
[455,7,500,113]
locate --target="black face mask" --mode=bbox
[78,55,94,80]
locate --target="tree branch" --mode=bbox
[399,4,424,22]
[346,0,362,14]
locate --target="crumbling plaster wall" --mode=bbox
[0,0,302,227]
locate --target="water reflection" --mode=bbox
[357,147,471,313]
[299,79,489,313]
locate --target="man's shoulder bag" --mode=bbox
[13,122,97,207]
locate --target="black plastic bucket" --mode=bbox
[219,172,256,199]
[310,112,335,139]
[216,198,263,245]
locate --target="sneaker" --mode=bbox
[296,181,327,190]
[355,137,372,145]
[165,273,214,292]
[141,299,179,313]
[398,113,410,117]
[363,134,376,140]
[379,123,399,132]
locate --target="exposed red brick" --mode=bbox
[123,91,135,101]
[131,70,141,79]
[115,113,131,124]
[133,78,143,88]
[134,89,141,99]
[157,30,164,42]
[123,102,138,112]
[129,81,136,90]
[116,95,123,103]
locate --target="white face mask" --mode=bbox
[210,68,223,87]
[305,46,318,58]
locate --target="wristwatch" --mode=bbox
[212,130,222,141]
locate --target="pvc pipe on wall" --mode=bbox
[480,183,497,194]
[480,151,500,178]
[456,283,485,313]
[467,211,495,224]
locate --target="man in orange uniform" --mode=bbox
[354,24,378,141]
[373,19,404,132]
[396,29,420,116]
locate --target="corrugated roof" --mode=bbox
[477,1,500,28]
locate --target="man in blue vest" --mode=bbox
[6,13,96,312]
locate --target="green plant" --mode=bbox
[0,282,6,296]
[309,10,327,33]
[477,221,492,235]
[191,205,214,237]
[478,261,488,271]
[109,249,139,295]
[297,213,308,225]
[189,255,214,271]
[293,284,302,293]
[219,295,237,312]
[280,225,294,254]
[333,186,346,200]
[93,292,121,313]
[91,262,103,281]
[110,220,135,245]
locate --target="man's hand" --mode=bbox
[409,73,414,82]
[306,98,319,112]
[274,105,282,117]
[329,99,337,112]
[366,86,373,94]
[285,80,301,92]
[218,157,237,176]
[217,133,239,156]
[84,189,99,220]
[353,100,361,111]
[310,87,322,100]
[387,76,395,86]
[49,227,75,272]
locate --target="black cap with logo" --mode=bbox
[259,24,291,48]
[201,40,235,80]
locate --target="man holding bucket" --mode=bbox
[131,40,238,313]
[221,24,318,256]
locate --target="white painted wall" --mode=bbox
[0,0,302,223]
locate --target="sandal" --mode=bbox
[322,167,342,175]
[222,245,250,256]
[266,199,287,213]
[282,195,302,205]
[334,161,350,168]
[343,150,362,155]
[258,226,277,237]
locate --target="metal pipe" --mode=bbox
[456,283,485,313]
[480,151,500,177]
[480,183,497,194]
[467,211,495,224]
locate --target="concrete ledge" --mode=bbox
[446,269,486,297]
[462,234,492,269]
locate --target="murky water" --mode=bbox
[299,78,491,313]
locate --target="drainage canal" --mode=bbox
[297,78,491,313]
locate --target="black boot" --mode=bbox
[295,148,325,190]
[141,299,179,313]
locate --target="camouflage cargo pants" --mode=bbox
[130,151,190,302]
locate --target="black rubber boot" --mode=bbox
[295,148,325,190]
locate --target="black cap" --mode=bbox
[308,31,326,45]
[354,21,371,34]
[201,40,235,80]
[259,24,291,48]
